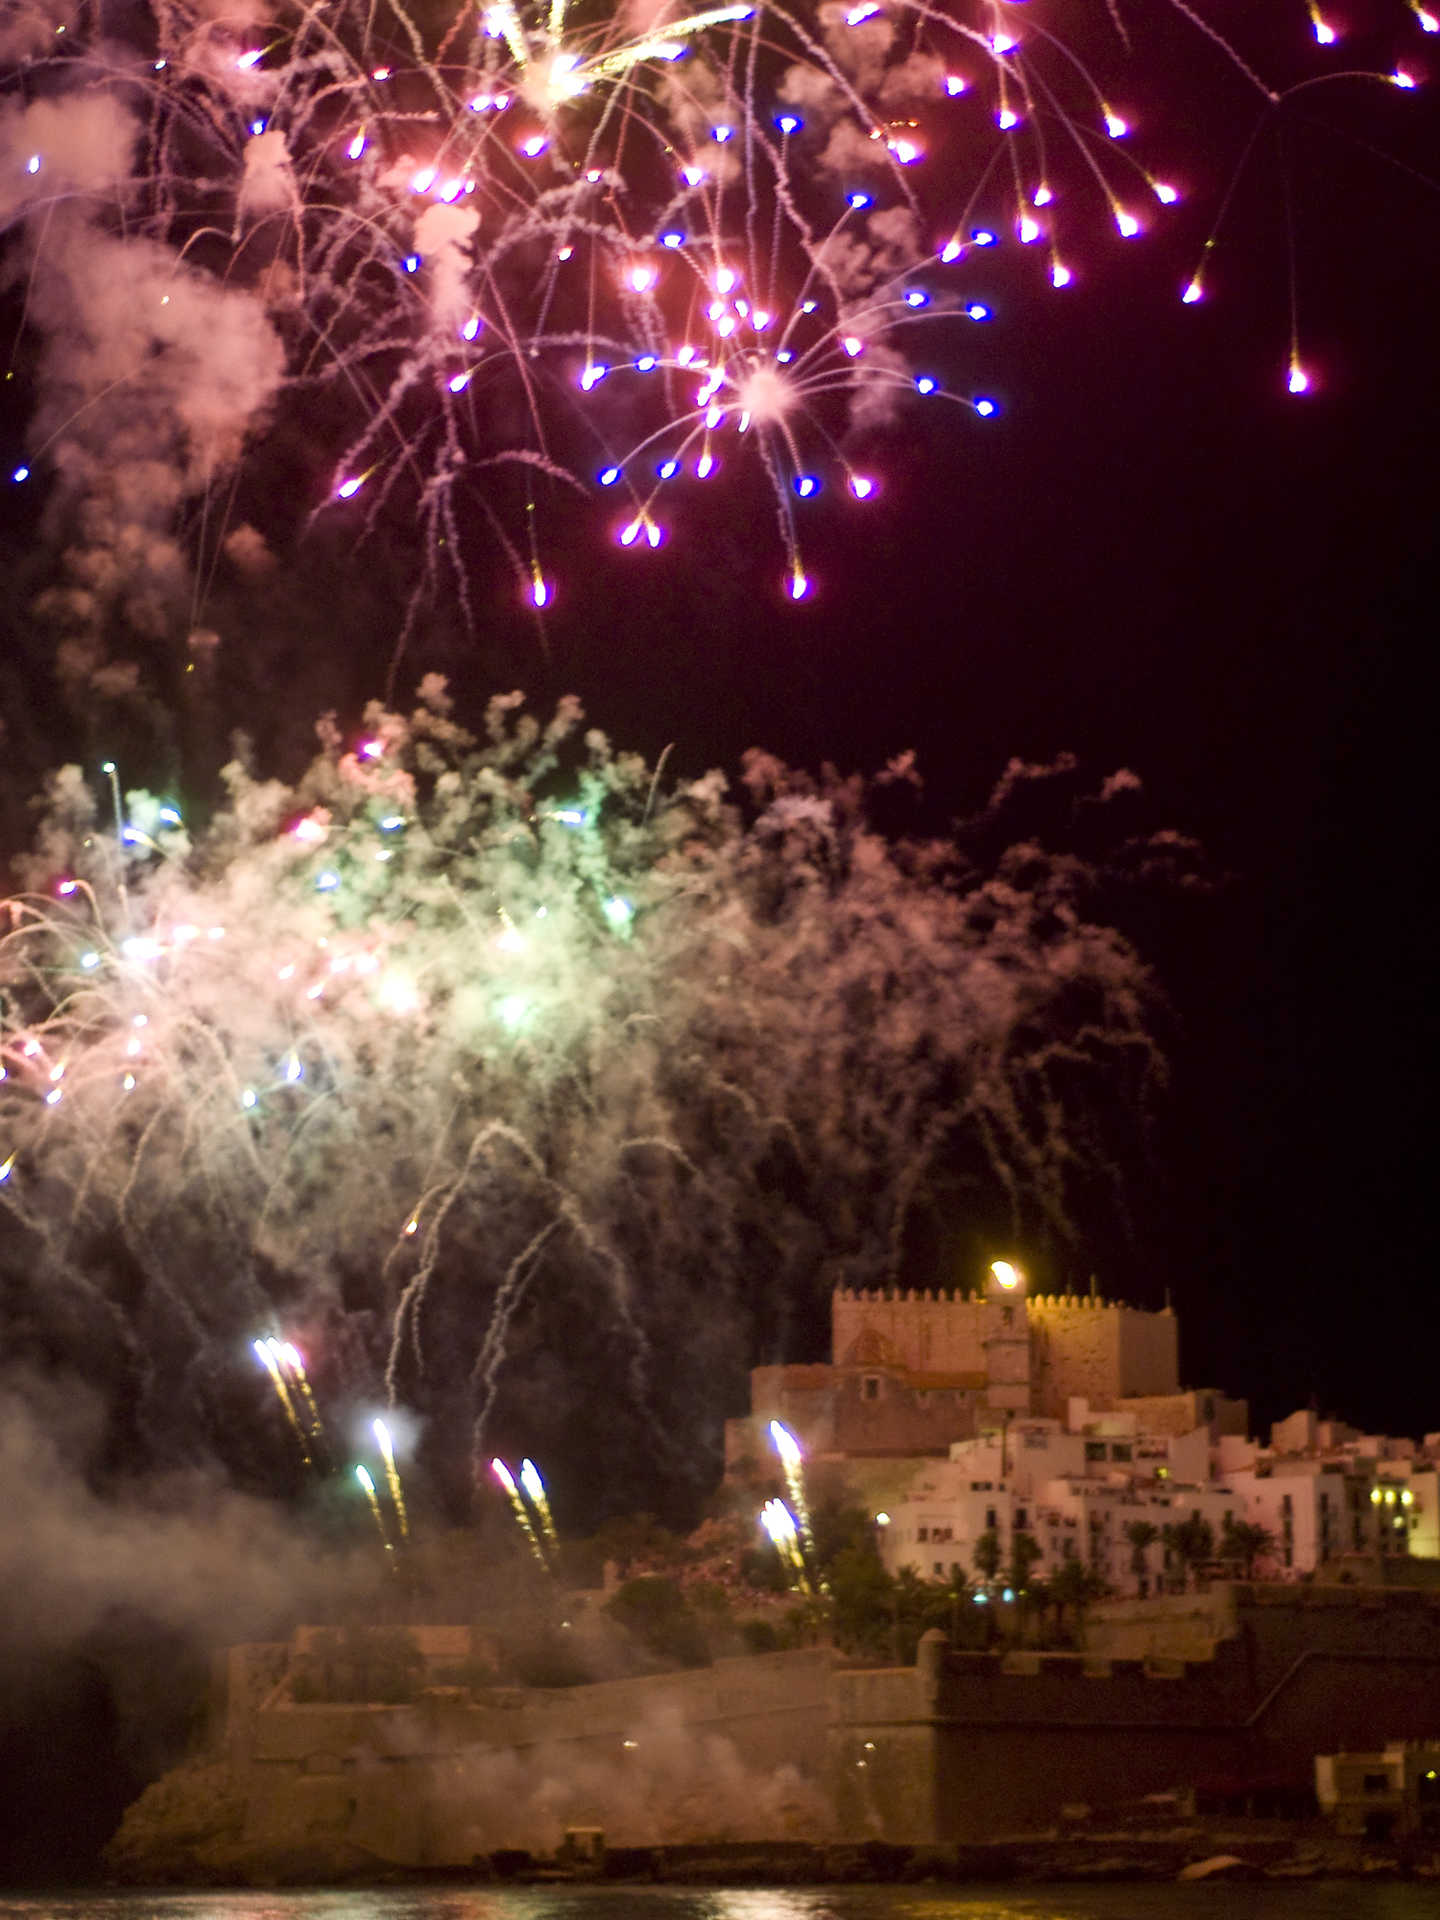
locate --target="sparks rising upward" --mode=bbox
[1,2,1429,621]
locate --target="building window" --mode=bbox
[917,1526,929,1542]
[1111,1444,1132,1463]
[933,1562,944,1577]
[1363,1774,1391,1795]
[1015,1509,1029,1530]
[863,1376,880,1401]
[1085,1442,1106,1462]
[986,1508,998,1531]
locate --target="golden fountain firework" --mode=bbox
[491,1457,550,1569]
[355,1463,394,1552]
[372,1417,410,1538]
[519,1458,560,1557]
[253,1338,311,1465]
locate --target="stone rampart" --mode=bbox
[829,1587,1440,1842]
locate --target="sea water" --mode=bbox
[1,1885,1435,1920]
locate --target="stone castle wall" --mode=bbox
[1027,1297,1179,1415]
[829,1585,1440,1844]
[832,1290,994,1376]
[727,1365,983,1466]
[831,1288,1179,1418]
[119,1587,1440,1874]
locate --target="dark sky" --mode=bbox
[1,5,1437,1883]
[509,24,1440,1439]
[3,4,1437,1445]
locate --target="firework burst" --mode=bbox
[2,2,1428,631]
[0,690,1193,1512]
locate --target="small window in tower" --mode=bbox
[863,1376,880,1401]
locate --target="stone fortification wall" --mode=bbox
[832,1289,993,1376]
[1026,1297,1178,1417]
[120,1588,1440,1874]
[1085,1587,1241,1663]
[829,1590,1440,1844]
[729,1365,982,1467]
[830,1289,1178,1420]
[246,1648,831,1774]
[224,1648,834,1869]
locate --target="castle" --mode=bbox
[725,1262,1246,1474]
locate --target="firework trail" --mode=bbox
[355,1462,395,1552]
[492,1456,551,1568]
[254,1337,313,1465]
[520,1456,561,1555]
[373,1416,410,1537]
[2,3,1428,630]
[768,1416,817,1566]
[0,690,1197,1512]
[760,1496,812,1594]
[281,1340,327,1446]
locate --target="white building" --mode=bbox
[878,1413,1239,1596]
[1226,1427,1439,1575]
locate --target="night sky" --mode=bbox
[2,2,1439,1884]
[472,23,1440,1441]
[3,13,1437,1448]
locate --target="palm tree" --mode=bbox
[1008,1531,1043,1592]
[1220,1515,1275,1579]
[1124,1519,1160,1596]
[1162,1516,1215,1592]
[1047,1557,1109,1643]
[973,1528,1003,1589]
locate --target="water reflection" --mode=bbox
[1,1887,1434,1920]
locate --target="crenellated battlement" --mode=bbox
[830,1281,1179,1417]
[832,1285,1174,1315]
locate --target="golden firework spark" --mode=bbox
[492,1456,549,1570]
[519,1457,560,1556]
[355,1463,394,1552]
[253,1338,311,1465]
[373,1416,410,1538]
[769,1420,815,1553]
[760,1497,811,1595]
[278,1340,325,1444]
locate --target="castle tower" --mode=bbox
[982,1261,1032,1414]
